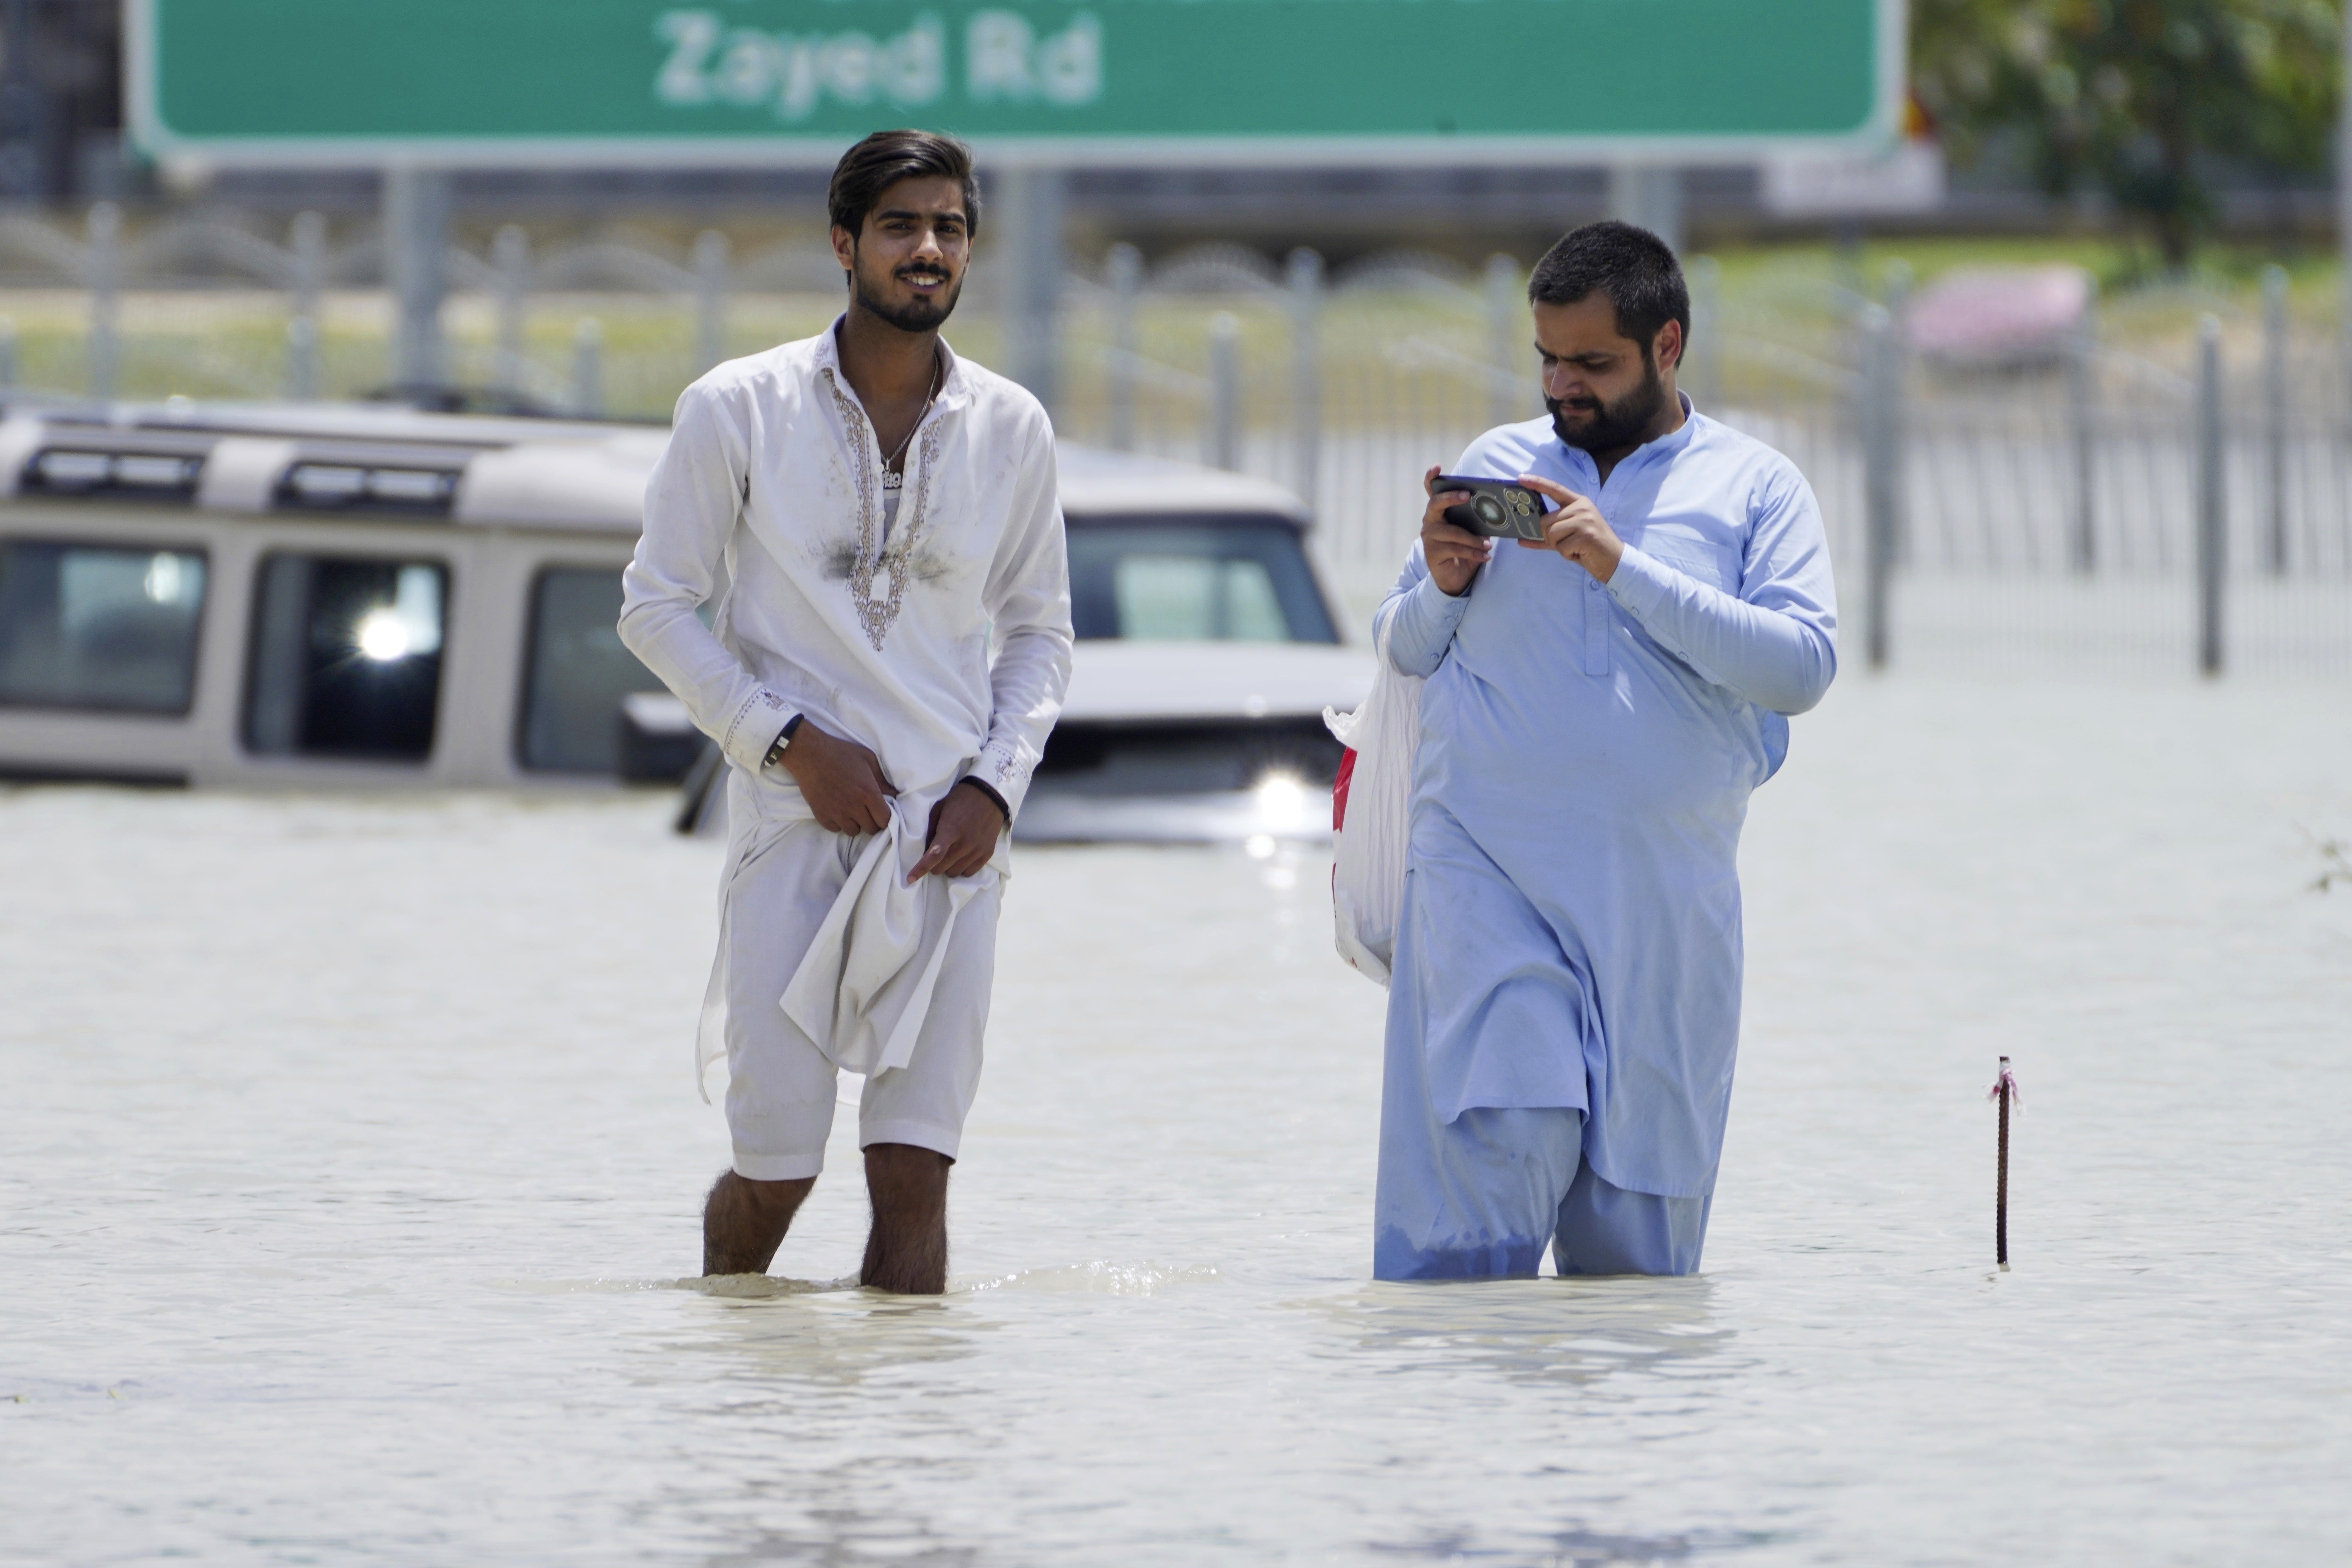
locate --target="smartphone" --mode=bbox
[1431,475,1552,541]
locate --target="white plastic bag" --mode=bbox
[1324,630,1423,987]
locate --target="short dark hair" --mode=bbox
[827,130,980,241]
[1527,221,1688,367]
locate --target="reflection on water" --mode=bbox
[1315,1277,1735,1389]
[5,681,2352,1564]
[1371,1524,1791,1565]
[678,1288,988,1376]
[967,1260,1223,1295]
[705,1519,981,1568]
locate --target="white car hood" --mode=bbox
[1057,640,1376,724]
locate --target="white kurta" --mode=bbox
[620,322,1073,1100]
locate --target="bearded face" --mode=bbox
[831,174,972,335]
[851,238,965,333]
[1547,347,1668,454]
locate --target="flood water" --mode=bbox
[5,677,2349,1566]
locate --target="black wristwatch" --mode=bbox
[762,714,805,770]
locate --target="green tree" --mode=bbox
[1912,0,2340,266]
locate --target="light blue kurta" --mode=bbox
[1376,400,1837,1205]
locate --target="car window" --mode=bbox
[1113,554,1289,642]
[244,554,448,762]
[0,540,208,713]
[1066,518,1336,644]
[518,567,666,774]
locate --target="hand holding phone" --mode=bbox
[1420,468,1505,596]
[1431,474,1554,541]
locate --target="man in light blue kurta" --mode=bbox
[1373,222,1837,1280]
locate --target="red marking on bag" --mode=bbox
[1332,747,1357,832]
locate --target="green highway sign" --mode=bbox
[130,0,1902,165]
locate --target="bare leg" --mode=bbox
[860,1143,951,1295]
[702,1170,815,1276]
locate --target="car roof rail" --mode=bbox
[15,425,217,504]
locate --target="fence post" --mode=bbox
[289,212,324,401]
[284,318,317,401]
[1686,253,1721,410]
[1105,242,1140,452]
[1207,311,1240,472]
[694,229,729,375]
[2196,314,2226,677]
[2261,263,2289,576]
[384,165,452,389]
[1860,304,1896,671]
[572,318,603,418]
[998,167,1065,416]
[492,225,529,395]
[1484,253,1521,427]
[87,201,119,400]
[2067,290,2099,574]
[1287,248,1322,509]
[1881,260,1911,566]
[0,317,17,390]
[1609,163,1685,256]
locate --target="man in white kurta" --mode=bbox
[619,132,1072,1292]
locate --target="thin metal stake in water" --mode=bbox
[1988,1056,2020,1268]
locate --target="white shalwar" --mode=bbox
[619,321,1072,1178]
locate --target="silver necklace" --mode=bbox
[879,351,944,492]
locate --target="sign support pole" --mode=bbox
[1609,164,1686,256]
[385,164,452,389]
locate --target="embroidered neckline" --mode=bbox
[826,369,940,651]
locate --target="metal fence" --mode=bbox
[3,204,2349,680]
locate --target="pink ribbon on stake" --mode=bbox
[1986,1063,2022,1111]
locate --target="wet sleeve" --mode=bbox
[1602,460,1839,715]
[618,380,798,772]
[967,416,1075,822]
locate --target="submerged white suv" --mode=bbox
[0,400,1372,841]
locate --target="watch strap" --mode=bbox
[957,776,1011,828]
[762,713,805,769]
